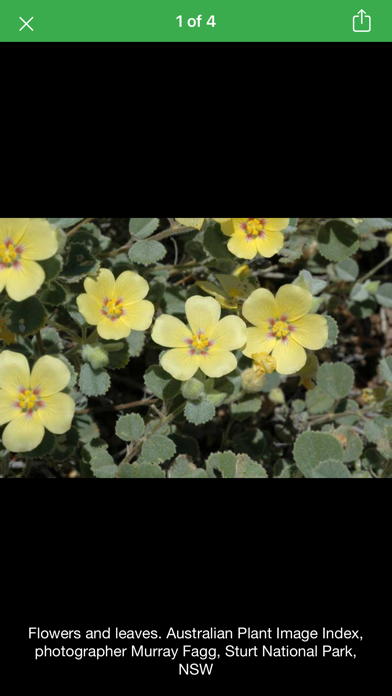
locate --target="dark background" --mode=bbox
[4,484,389,688]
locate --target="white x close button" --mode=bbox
[19,17,34,31]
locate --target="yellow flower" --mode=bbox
[221,218,289,260]
[152,296,247,381]
[242,285,328,375]
[0,218,58,302]
[0,352,75,452]
[175,218,231,230]
[77,268,155,340]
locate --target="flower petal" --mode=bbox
[242,289,277,327]
[242,325,277,358]
[291,314,329,350]
[264,218,290,232]
[84,268,115,302]
[76,293,102,325]
[0,390,20,426]
[228,232,258,260]
[272,336,307,375]
[199,348,237,378]
[2,411,45,453]
[5,259,45,301]
[161,348,200,381]
[185,296,221,336]
[210,316,247,351]
[122,300,155,331]
[30,356,71,396]
[0,218,29,245]
[256,230,284,258]
[19,219,58,260]
[115,271,150,305]
[221,220,235,236]
[152,315,192,348]
[97,316,131,340]
[175,218,205,230]
[0,350,30,395]
[38,392,75,434]
[0,267,10,292]
[275,284,313,322]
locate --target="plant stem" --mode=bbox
[36,330,46,356]
[76,397,159,415]
[67,218,96,237]
[357,253,392,285]
[119,402,186,466]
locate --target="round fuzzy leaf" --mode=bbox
[334,426,363,463]
[318,363,355,400]
[380,357,392,383]
[335,258,359,282]
[41,281,67,306]
[129,218,159,240]
[185,399,216,425]
[144,365,181,400]
[318,221,360,261]
[141,436,176,464]
[91,449,118,478]
[206,451,267,479]
[324,315,339,347]
[306,386,335,415]
[116,414,145,442]
[375,283,392,309]
[129,240,167,266]
[5,297,47,336]
[126,331,146,357]
[118,461,165,478]
[203,224,233,260]
[294,431,344,478]
[168,455,207,479]
[62,242,100,281]
[51,427,79,462]
[79,363,111,397]
[48,218,84,229]
[38,255,63,281]
[311,459,352,478]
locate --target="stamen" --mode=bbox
[101,297,124,320]
[272,320,290,339]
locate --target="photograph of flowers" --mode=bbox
[1,217,391,478]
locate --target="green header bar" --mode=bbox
[1,1,391,41]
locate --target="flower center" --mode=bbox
[102,298,124,321]
[187,331,213,355]
[272,320,290,338]
[19,389,38,412]
[241,218,267,239]
[0,239,22,267]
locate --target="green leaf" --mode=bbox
[294,431,344,478]
[293,270,327,295]
[48,217,84,229]
[141,435,176,464]
[335,259,359,282]
[168,455,207,479]
[127,331,146,357]
[311,459,352,478]
[129,218,159,239]
[318,363,355,400]
[62,242,100,281]
[203,223,233,260]
[144,365,181,399]
[22,430,56,459]
[318,221,360,261]
[380,357,392,383]
[41,280,67,306]
[231,395,263,421]
[129,240,167,265]
[79,363,111,397]
[334,426,363,463]
[4,297,47,336]
[375,283,392,309]
[306,386,335,415]
[38,255,63,281]
[206,451,267,478]
[324,315,339,347]
[184,399,215,425]
[118,461,165,478]
[51,427,79,462]
[91,449,118,478]
[116,414,145,442]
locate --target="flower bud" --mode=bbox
[181,378,205,401]
[241,367,266,393]
[252,353,277,374]
[82,344,109,370]
[233,264,251,280]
